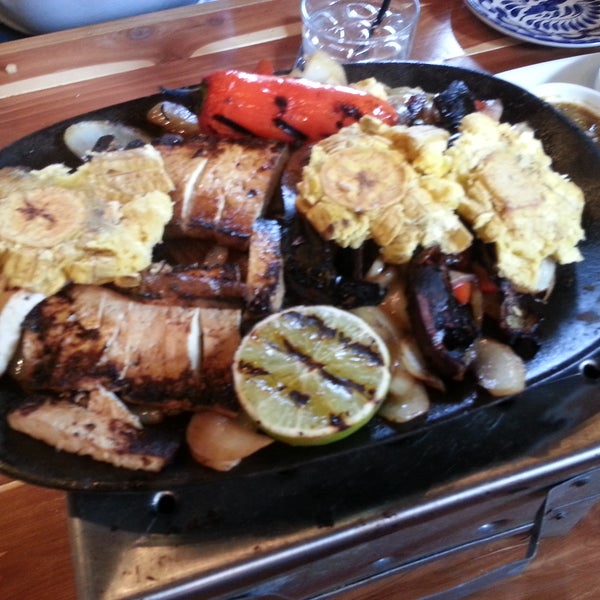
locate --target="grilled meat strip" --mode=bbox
[156,135,289,250]
[116,261,245,307]
[407,247,479,381]
[199,307,241,405]
[7,386,179,472]
[244,218,285,323]
[11,284,241,411]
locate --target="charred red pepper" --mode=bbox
[197,69,398,143]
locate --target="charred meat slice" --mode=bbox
[116,262,245,306]
[408,247,479,381]
[12,284,245,411]
[244,218,285,323]
[434,80,476,134]
[7,386,180,472]
[156,135,289,250]
[151,136,209,235]
[199,307,241,407]
[156,237,247,271]
[12,285,204,411]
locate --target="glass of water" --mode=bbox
[301,0,420,63]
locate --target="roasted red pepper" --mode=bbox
[197,69,398,143]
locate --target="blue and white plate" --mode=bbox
[465,0,600,48]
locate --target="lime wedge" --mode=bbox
[232,305,391,446]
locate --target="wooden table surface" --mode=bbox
[1,1,600,598]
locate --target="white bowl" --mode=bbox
[0,0,200,34]
[533,81,600,143]
[534,81,600,117]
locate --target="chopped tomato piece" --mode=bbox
[452,279,473,305]
[473,265,500,294]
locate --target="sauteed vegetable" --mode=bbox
[197,69,399,143]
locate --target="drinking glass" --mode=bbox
[301,0,420,63]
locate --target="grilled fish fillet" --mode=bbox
[12,284,242,410]
[7,386,179,472]
[244,218,285,322]
[200,307,241,406]
[156,136,289,250]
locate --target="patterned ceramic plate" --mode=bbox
[465,0,600,48]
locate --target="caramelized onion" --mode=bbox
[290,50,348,86]
[147,101,200,137]
[379,365,430,423]
[472,338,526,397]
[186,410,273,471]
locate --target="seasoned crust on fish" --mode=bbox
[12,285,203,411]
[7,386,179,472]
[11,284,243,411]
[200,307,241,405]
[156,136,289,250]
[244,218,285,322]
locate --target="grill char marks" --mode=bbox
[12,284,241,411]
[283,310,386,367]
[244,218,285,324]
[7,387,180,472]
[155,135,289,251]
[238,309,383,409]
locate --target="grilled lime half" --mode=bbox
[232,305,391,446]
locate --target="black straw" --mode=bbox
[369,0,392,35]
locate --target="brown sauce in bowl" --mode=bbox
[554,102,600,144]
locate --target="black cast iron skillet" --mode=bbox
[0,61,599,491]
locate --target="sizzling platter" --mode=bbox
[0,61,599,491]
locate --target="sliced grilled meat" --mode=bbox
[156,135,289,250]
[199,307,241,406]
[7,386,179,472]
[244,218,285,323]
[116,262,245,307]
[12,284,243,411]
[154,136,210,235]
[12,285,204,411]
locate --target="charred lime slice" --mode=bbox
[232,305,391,446]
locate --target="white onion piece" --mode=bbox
[352,304,445,391]
[352,306,402,362]
[0,288,45,376]
[534,258,557,299]
[290,50,348,86]
[378,365,430,423]
[377,269,412,334]
[472,338,526,397]
[186,411,273,472]
[365,258,397,289]
[147,101,200,136]
[398,338,446,392]
[64,120,151,160]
